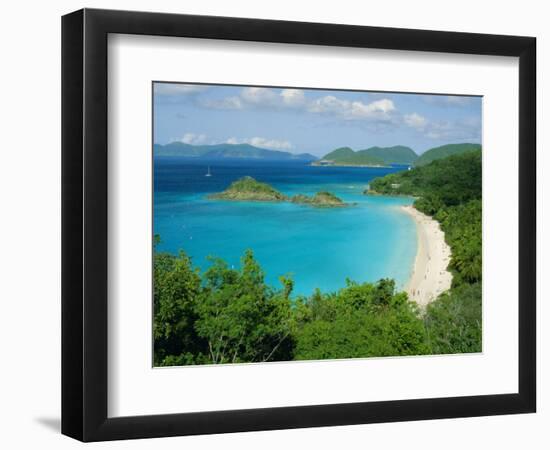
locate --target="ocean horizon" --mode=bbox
[154,158,417,297]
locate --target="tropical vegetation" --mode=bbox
[154,243,430,366]
[369,149,482,352]
[414,143,481,166]
[209,176,287,202]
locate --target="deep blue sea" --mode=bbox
[154,158,416,297]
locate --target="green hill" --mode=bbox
[209,176,287,202]
[415,143,481,166]
[368,149,481,209]
[319,147,385,166]
[321,147,358,161]
[368,150,482,352]
[359,145,418,165]
[320,145,418,166]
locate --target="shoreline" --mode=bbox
[401,205,453,307]
[311,163,389,168]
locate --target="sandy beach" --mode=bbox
[402,205,453,307]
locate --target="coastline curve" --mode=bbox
[401,205,453,307]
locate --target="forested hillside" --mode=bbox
[414,143,481,166]
[369,150,482,352]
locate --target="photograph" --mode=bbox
[152,82,483,366]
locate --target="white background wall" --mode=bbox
[0,0,546,448]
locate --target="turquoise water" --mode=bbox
[154,159,416,296]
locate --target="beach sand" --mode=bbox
[402,205,453,307]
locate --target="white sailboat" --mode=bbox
[205,166,212,177]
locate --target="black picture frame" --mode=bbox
[62,8,536,442]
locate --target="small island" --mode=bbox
[209,176,347,207]
[290,191,346,207]
[209,176,287,202]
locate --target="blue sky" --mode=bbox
[153,82,482,157]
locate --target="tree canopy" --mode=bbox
[153,243,437,365]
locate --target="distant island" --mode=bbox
[209,176,347,207]
[312,143,481,167]
[154,142,317,162]
[313,145,417,167]
[312,147,387,167]
[154,141,482,167]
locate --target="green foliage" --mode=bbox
[321,147,386,166]
[209,176,287,201]
[322,147,356,160]
[294,279,429,359]
[153,238,205,366]
[154,247,294,366]
[375,152,482,285]
[369,150,482,354]
[415,143,481,166]
[291,191,345,207]
[313,191,342,203]
[195,250,293,363]
[153,247,432,365]
[424,283,482,354]
[435,200,482,284]
[359,145,418,165]
[224,176,285,197]
[369,150,481,209]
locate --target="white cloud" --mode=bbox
[199,87,398,131]
[241,87,279,106]
[350,98,395,119]
[154,83,207,95]
[180,133,207,145]
[204,88,293,110]
[404,113,428,130]
[307,95,349,114]
[308,96,396,121]
[280,89,306,107]
[200,87,396,125]
[226,136,293,150]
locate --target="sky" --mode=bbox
[153,82,482,157]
